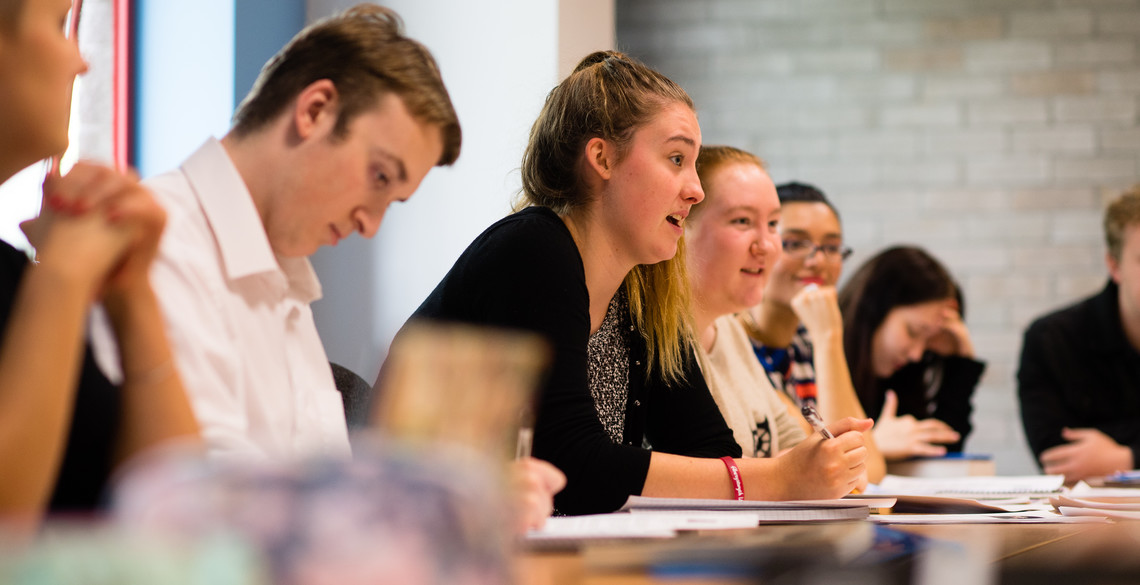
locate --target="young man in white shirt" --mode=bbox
[96,4,459,463]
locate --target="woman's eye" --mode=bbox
[768,220,779,231]
[670,155,683,166]
[731,217,751,226]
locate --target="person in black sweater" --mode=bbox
[399,51,870,515]
[0,0,197,531]
[839,246,984,460]
[1019,187,1140,484]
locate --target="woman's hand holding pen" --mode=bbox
[510,457,566,533]
[770,417,872,499]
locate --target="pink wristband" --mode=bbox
[720,456,745,501]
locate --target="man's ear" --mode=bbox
[1108,252,1122,284]
[292,79,339,140]
[583,137,614,182]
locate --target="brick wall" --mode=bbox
[618,0,1140,474]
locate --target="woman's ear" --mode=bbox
[292,79,339,141]
[583,137,614,181]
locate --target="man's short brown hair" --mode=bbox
[1105,185,1140,261]
[231,4,460,166]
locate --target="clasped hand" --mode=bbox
[21,161,166,299]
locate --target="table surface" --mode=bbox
[515,520,1137,585]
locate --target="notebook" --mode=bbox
[619,494,895,513]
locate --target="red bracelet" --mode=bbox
[720,456,745,501]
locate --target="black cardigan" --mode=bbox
[1018,280,1140,467]
[405,207,739,515]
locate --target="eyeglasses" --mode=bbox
[781,239,852,261]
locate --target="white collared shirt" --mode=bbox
[93,138,351,464]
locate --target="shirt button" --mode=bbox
[629,325,635,331]
[634,400,641,407]
[635,360,641,366]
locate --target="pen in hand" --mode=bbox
[802,403,864,495]
[516,407,535,460]
[516,426,533,460]
[801,403,835,440]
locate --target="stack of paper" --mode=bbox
[526,511,772,544]
[1051,494,1140,521]
[870,510,1108,524]
[619,495,894,516]
[525,496,894,547]
[870,474,1065,499]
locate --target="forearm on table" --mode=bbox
[642,451,791,501]
[642,451,747,500]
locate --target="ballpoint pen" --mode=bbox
[802,403,864,494]
[516,407,535,460]
[516,426,533,460]
[801,403,834,439]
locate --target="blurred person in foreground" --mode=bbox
[0,0,198,533]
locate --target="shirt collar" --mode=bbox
[181,138,322,304]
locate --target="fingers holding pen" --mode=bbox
[815,417,872,496]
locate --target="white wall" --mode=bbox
[618,0,1140,475]
[307,0,563,382]
[559,0,615,79]
[134,0,235,178]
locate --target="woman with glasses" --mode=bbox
[0,0,197,530]
[739,183,883,478]
[684,149,875,488]
[838,246,983,458]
